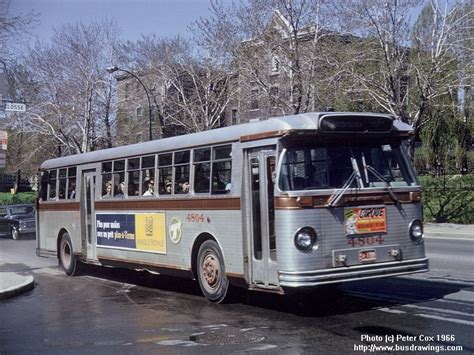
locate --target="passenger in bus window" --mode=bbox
[143,180,154,196]
[114,182,126,198]
[102,181,113,198]
[180,181,190,194]
[68,181,76,199]
[164,180,172,194]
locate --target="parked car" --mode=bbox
[0,204,36,240]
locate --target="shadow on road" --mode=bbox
[75,263,471,318]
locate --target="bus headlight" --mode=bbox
[294,227,317,252]
[409,220,423,243]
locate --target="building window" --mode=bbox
[270,86,279,107]
[271,56,279,74]
[124,83,130,99]
[250,89,259,110]
[136,106,143,117]
[231,109,238,125]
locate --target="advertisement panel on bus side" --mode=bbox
[96,213,166,253]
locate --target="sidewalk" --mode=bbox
[424,223,474,239]
[0,272,34,301]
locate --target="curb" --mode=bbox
[424,232,474,240]
[0,274,35,301]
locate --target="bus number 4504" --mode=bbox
[348,236,384,247]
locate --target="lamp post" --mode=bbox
[106,65,153,141]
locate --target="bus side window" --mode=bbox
[127,158,140,197]
[158,153,173,195]
[174,150,190,194]
[58,168,67,199]
[113,160,125,198]
[211,145,232,194]
[101,162,113,198]
[48,169,57,200]
[194,147,211,193]
[141,155,155,196]
[39,171,49,201]
[67,167,77,199]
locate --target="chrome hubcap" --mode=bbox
[202,254,219,288]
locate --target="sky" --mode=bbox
[9,0,226,43]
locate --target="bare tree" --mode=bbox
[411,0,473,133]
[163,55,236,133]
[117,35,235,136]
[193,0,338,119]
[0,0,37,70]
[9,20,121,155]
[331,0,473,156]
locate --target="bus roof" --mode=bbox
[40,112,412,170]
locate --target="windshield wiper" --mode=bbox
[362,157,401,204]
[326,157,363,207]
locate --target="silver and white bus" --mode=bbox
[37,112,428,302]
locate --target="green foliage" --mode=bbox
[0,192,37,206]
[420,175,474,224]
[419,107,471,175]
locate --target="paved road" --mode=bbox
[1,236,473,354]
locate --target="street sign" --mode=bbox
[5,102,26,112]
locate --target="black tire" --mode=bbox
[197,240,229,303]
[11,225,20,240]
[59,233,79,276]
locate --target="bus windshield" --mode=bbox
[279,142,417,191]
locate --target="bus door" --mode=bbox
[247,149,278,288]
[81,170,96,261]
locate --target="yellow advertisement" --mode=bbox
[135,213,166,253]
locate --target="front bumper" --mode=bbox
[279,257,429,287]
[19,226,36,234]
[18,220,36,234]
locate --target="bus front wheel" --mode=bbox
[59,233,79,276]
[197,240,229,303]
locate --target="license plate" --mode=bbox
[359,249,377,262]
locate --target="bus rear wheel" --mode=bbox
[59,233,79,276]
[197,240,229,303]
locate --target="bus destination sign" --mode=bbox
[320,115,393,133]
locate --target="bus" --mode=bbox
[36,112,428,302]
